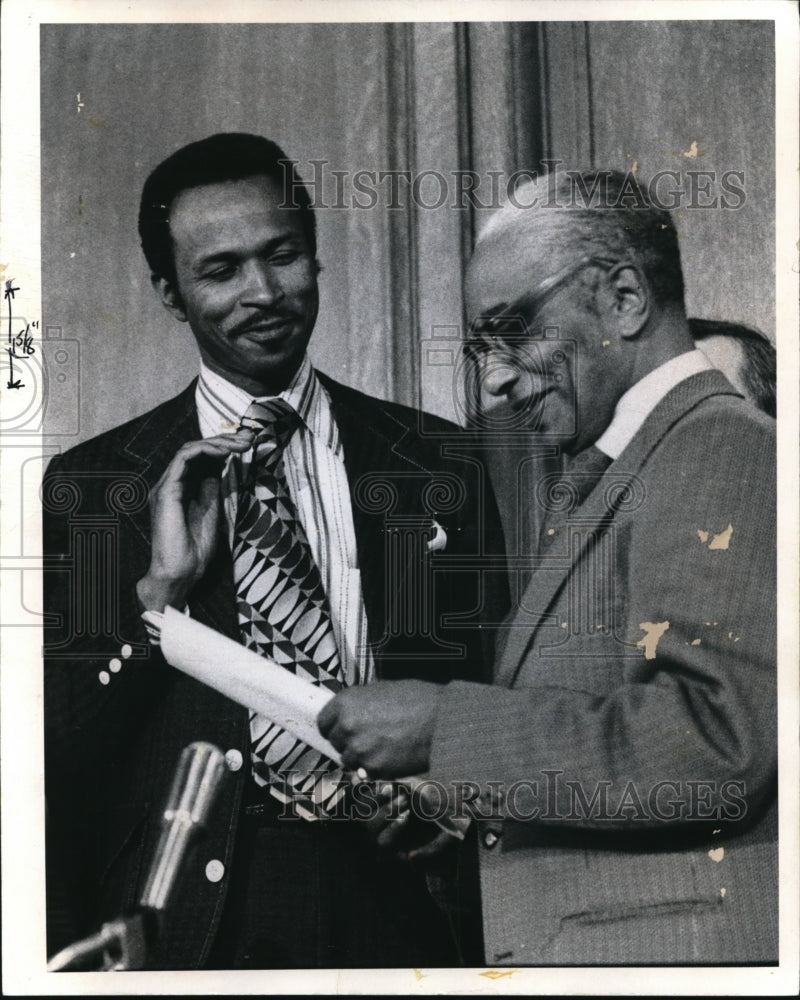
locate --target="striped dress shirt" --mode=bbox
[195,356,373,689]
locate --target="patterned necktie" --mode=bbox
[539,444,613,547]
[233,398,346,819]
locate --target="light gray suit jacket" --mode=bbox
[430,370,778,965]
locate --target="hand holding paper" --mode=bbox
[157,607,469,840]
[317,681,442,777]
[160,605,342,761]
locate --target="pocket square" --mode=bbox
[426,520,448,553]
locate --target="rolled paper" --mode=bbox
[159,606,470,839]
[161,605,343,763]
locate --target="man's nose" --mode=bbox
[241,261,285,305]
[479,354,521,397]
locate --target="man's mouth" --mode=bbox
[236,316,296,341]
[511,386,549,414]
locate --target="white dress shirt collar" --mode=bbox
[195,355,338,451]
[594,349,713,460]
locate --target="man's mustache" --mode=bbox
[230,311,301,337]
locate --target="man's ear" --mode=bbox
[604,263,650,339]
[151,274,188,323]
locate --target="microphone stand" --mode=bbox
[45,912,153,972]
[47,741,227,972]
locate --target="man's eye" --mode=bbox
[203,264,237,281]
[495,319,527,338]
[464,339,490,362]
[475,316,527,338]
[269,250,303,266]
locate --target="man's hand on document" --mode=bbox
[318,679,442,777]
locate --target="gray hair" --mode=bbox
[477,169,685,307]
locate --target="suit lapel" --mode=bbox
[494,470,623,687]
[118,381,198,548]
[320,376,436,657]
[496,370,742,686]
[118,381,240,641]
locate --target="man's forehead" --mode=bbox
[168,175,296,243]
[467,226,554,310]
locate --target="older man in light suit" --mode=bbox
[320,169,778,965]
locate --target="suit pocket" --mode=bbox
[571,842,724,925]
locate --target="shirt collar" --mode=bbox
[594,349,713,460]
[195,355,337,450]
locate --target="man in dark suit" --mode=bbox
[43,133,507,969]
[320,169,778,965]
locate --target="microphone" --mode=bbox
[47,741,227,971]
[139,741,227,912]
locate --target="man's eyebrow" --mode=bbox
[469,303,511,331]
[194,232,302,269]
[469,301,531,335]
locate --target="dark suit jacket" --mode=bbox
[43,373,508,968]
[429,370,778,965]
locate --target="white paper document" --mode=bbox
[159,606,470,839]
[160,605,343,763]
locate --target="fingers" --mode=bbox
[316,697,338,738]
[370,799,456,862]
[317,694,365,769]
[316,689,383,771]
[197,474,223,510]
[317,687,425,777]
[154,429,255,494]
[141,430,256,611]
[367,787,409,834]
[356,780,413,853]
[406,829,457,862]
[375,807,413,851]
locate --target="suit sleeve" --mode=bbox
[43,450,173,946]
[428,406,776,830]
[43,452,173,767]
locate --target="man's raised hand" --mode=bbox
[136,429,254,612]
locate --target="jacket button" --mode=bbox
[205,859,225,883]
[483,830,500,849]
[225,749,243,772]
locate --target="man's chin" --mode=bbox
[206,350,306,396]
[247,355,305,394]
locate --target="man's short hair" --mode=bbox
[690,318,777,418]
[479,169,685,308]
[138,132,317,284]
